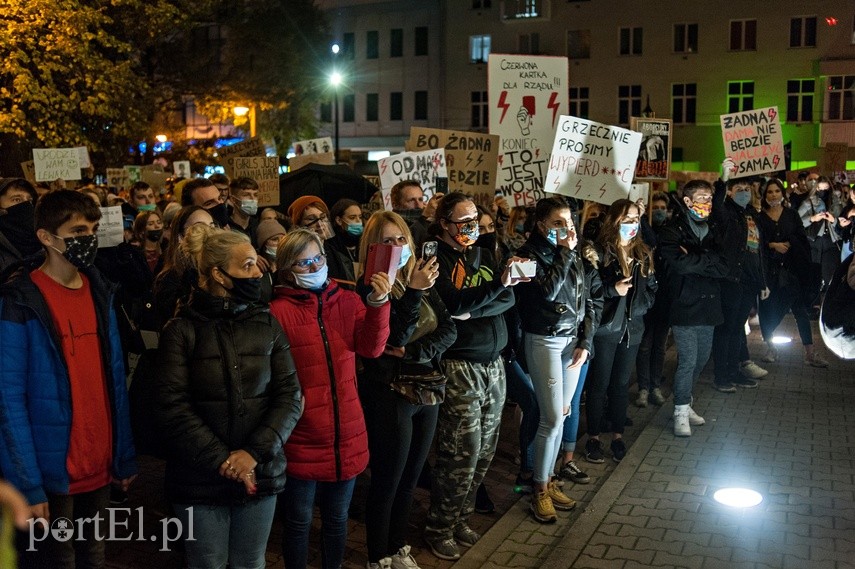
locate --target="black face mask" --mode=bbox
[52,234,98,270]
[475,232,497,252]
[220,269,262,304]
[207,203,231,229]
[146,229,163,243]
[0,200,41,256]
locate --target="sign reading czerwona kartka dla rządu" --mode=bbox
[488,54,568,207]
[544,116,642,206]
[720,106,785,179]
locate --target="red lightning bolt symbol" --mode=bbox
[497,91,510,123]
[768,108,777,121]
[380,161,388,175]
[547,92,560,127]
[773,155,780,168]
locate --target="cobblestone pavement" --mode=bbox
[103,317,854,568]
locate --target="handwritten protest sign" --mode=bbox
[289,152,335,172]
[20,161,36,184]
[488,54,568,207]
[173,161,191,178]
[106,168,130,189]
[407,127,499,208]
[543,116,642,206]
[720,106,785,179]
[292,137,334,155]
[630,118,672,180]
[33,148,82,182]
[97,206,124,248]
[76,147,91,169]
[821,143,849,173]
[218,137,267,176]
[141,170,170,191]
[228,156,280,206]
[124,166,141,184]
[378,149,447,210]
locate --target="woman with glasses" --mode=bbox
[269,228,392,569]
[288,195,334,240]
[357,211,456,569]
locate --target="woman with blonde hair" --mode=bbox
[357,211,457,569]
[154,224,303,568]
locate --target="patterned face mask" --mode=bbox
[687,201,712,221]
[52,234,98,269]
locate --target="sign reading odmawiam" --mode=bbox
[720,106,785,179]
[544,116,642,206]
[489,54,568,207]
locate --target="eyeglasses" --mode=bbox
[291,254,327,270]
[692,195,713,204]
[302,214,328,228]
[445,218,479,232]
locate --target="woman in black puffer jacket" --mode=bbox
[154,225,302,568]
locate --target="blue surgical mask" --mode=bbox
[346,222,363,236]
[733,190,752,208]
[292,264,328,290]
[397,244,412,269]
[265,246,278,257]
[240,199,258,216]
[137,203,156,212]
[546,227,568,246]
[619,223,639,241]
[652,210,667,225]
[515,223,525,234]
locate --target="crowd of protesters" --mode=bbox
[0,158,853,569]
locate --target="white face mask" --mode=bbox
[292,264,328,290]
[265,246,278,257]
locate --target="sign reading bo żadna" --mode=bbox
[720,106,785,179]
[488,53,568,207]
[544,116,642,206]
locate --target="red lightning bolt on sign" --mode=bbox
[547,92,560,127]
[768,108,777,121]
[497,91,510,123]
[773,155,780,168]
[380,161,388,175]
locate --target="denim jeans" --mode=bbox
[672,325,715,406]
[525,333,582,484]
[504,357,538,473]
[281,476,356,569]
[173,497,277,569]
[561,360,589,452]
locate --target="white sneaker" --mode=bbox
[739,360,768,379]
[635,389,649,408]
[368,557,393,569]
[390,545,421,569]
[761,345,778,363]
[687,406,705,426]
[674,405,691,437]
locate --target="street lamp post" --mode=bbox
[330,43,341,164]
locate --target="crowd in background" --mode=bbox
[0,162,853,569]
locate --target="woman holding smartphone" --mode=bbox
[357,211,457,569]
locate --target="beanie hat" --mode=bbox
[256,219,287,248]
[287,195,328,226]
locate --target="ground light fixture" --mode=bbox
[713,488,763,508]
[771,335,792,344]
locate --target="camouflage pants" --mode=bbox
[425,357,506,539]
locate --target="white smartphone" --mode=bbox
[513,260,537,278]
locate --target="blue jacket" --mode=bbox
[0,255,137,504]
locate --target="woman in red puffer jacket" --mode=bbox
[269,228,391,569]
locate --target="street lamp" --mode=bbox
[233,105,256,138]
[329,70,342,164]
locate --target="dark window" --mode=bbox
[366,93,378,122]
[342,33,355,60]
[790,16,817,48]
[618,84,642,125]
[320,101,332,123]
[567,29,591,59]
[343,94,355,122]
[569,87,590,119]
[390,92,403,121]
[471,91,489,128]
[366,31,378,59]
[472,0,491,7]
[620,27,642,55]
[415,27,428,56]
[827,75,855,120]
[390,29,403,57]
[727,81,754,113]
[672,83,697,124]
[674,23,698,52]
[786,79,814,122]
[414,91,428,120]
[730,20,757,50]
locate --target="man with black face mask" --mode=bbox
[0,190,137,567]
[181,178,231,230]
[391,180,443,249]
[0,177,41,273]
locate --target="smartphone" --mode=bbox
[513,260,537,278]
[421,241,438,260]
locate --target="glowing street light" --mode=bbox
[155,134,168,143]
[713,488,763,508]
[232,105,256,138]
[331,43,340,55]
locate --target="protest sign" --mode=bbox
[821,143,849,174]
[76,147,91,169]
[173,161,191,178]
[289,152,335,172]
[124,166,141,184]
[407,127,499,209]
[97,206,124,248]
[20,161,36,184]
[292,137,334,155]
[228,156,280,206]
[720,106,785,179]
[488,54,568,207]
[218,137,267,176]
[140,169,170,191]
[378,149,447,210]
[106,168,130,189]
[543,116,642,206]
[33,148,82,182]
[630,118,672,180]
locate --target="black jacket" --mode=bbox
[515,233,603,352]
[713,182,768,291]
[0,232,22,275]
[657,195,727,327]
[593,244,657,345]
[154,290,302,505]
[324,233,359,289]
[434,240,514,363]
[357,283,457,384]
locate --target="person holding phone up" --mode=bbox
[514,196,604,523]
[357,211,457,569]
